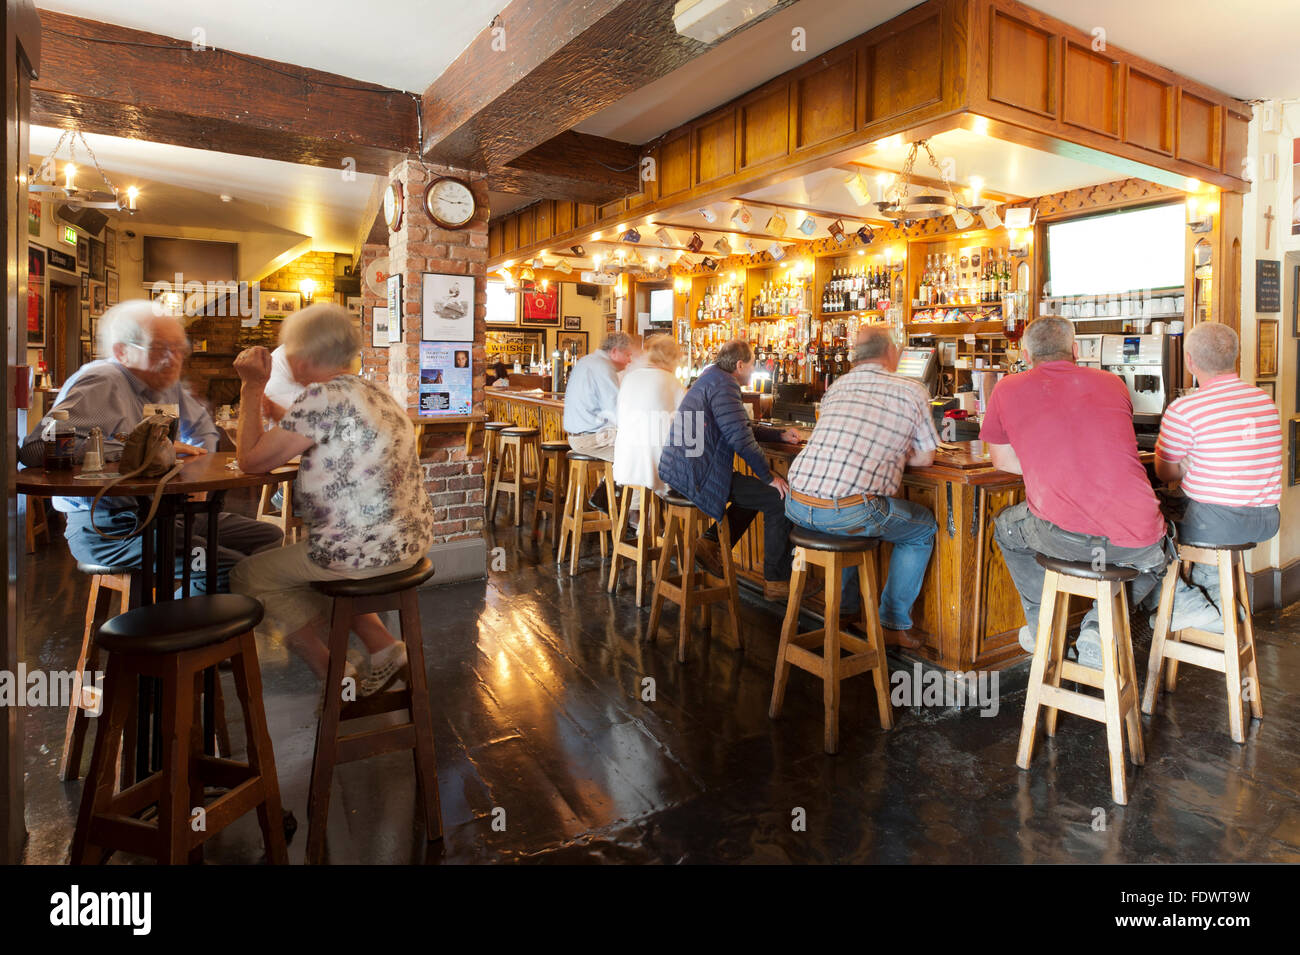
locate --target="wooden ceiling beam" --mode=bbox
[489,131,640,204]
[33,12,417,175]
[421,0,798,171]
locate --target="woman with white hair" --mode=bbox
[230,303,435,695]
[613,335,686,494]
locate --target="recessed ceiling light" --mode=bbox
[219,194,234,203]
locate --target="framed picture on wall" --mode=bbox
[371,306,391,348]
[1257,319,1279,377]
[486,328,546,368]
[80,304,91,342]
[386,274,401,332]
[258,290,300,320]
[106,270,119,306]
[421,272,473,341]
[27,197,40,237]
[486,280,516,325]
[76,235,89,270]
[521,283,560,324]
[1291,417,1300,486]
[1293,264,1300,336]
[104,226,117,270]
[1257,380,1276,403]
[89,237,105,282]
[556,330,588,359]
[80,274,89,303]
[563,314,582,330]
[27,245,45,347]
[90,280,106,317]
[346,296,361,317]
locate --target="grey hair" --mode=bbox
[1022,317,1075,365]
[279,303,360,372]
[601,331,633,353]
[715,339,752,372]
[99,299,165,359]
[1184,321,1238,376]
[853,325,894,363]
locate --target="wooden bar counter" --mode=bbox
[484,387,1029,673]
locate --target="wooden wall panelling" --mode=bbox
[1223,109,1249,183]
[1062,39,1119,138]
[517,205,536,248]
[738,85,790,170]
[576,203,596,229]
[534,200,555,242]
[502,216,519,255]
[694,112,737,184]
[555,200,576,235]
[488,221,504,258]
[1123,67,1174,155]
[865,8,947,124]
[1176,89,1221,170]
[986,5,1056,117]
[791,49,858,151]
[598,199,625,222]
[658,132,693,198]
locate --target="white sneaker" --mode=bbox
[343,648,369,686]
[1018,625,1035,653]
[361,642,408,697]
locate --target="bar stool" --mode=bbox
[1016,555,1145,805]
[255,479,302,544]
[769,528,894,754]
[306,558,441,864]
[556,451,616,576]
[70,594,287,865]
[489,426,541,527]
[646,492,743,663]
[482,421,513,511]
[24,495,49,553]
[531,439,570,549]
[607,485,663,607]
[1142,541,1261,743]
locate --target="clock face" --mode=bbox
[425,178,475,229]
[384,181,403,232]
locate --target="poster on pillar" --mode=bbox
[418,341,473,417]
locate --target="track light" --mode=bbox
[570,245,585,256]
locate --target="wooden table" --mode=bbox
[18,452,298,773]
[408,411,485,455]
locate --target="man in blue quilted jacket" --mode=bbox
[659,340,801,601]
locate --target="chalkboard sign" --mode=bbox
[1256,259,1281,312]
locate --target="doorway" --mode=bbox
[48,269,80,385]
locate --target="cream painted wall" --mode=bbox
[1239,100,1300,572]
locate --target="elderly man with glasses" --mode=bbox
[20,299,283,592]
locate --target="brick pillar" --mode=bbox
[385,160,488,571]
[358,242,387,383]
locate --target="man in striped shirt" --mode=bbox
[1154,322,1282,631]
[785,327,939,647]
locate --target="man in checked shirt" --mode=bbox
[785,326,939,648]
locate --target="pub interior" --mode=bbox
[3,0,1299,889]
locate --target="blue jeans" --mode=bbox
[785,495,937,630]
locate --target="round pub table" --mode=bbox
[18,451,298,778]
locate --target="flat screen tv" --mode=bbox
[1045,202,1184,298]
[142,237,238,284]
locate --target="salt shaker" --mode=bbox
[82,426,105,474]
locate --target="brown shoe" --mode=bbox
[693,538,725,579]
[763,579,791,602]
[883,627,924,649]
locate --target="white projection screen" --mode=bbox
[1046,202,1185,297]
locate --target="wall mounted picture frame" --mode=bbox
[486,279,516,325]
[556,330,588,359]
[80,304,91,343]
[90,280,106,317]
[76,235,89,270]
[563,314,582,330]
[1257,380,1276,403]
[89,237,105,282]
[1291,417,1300,486]
[27,197,40,237]
[421,272,473,341]
[386,273,402,332]
[346,296,361,317]
[258,289,301,320]
[104,226,117,270]
[371,305,391,348]
[521,283,560,325]
[27,245,46,346]
[1293,264,1300,337]
[486,328,545,367]
[106,270,119,306]
[80,274,89,303]
[1257,318,1279,377]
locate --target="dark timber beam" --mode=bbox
[490,131,639,204]
[33,12,417,176]
[422,0,798,172]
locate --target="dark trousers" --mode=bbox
[64,508,284,595]
[719,472,793,581]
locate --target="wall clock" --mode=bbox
[424,177,476,230]
[384,180,403,232]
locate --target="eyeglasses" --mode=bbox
[128,341,192,362]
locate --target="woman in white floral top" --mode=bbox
[231,304,435,696]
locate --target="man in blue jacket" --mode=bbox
[659,340,800,601]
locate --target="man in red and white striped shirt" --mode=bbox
[1154,321,1281,630]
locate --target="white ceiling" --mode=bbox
[36,0,505,92]
[29,126,380,253]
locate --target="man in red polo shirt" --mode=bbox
[1154,321,1282,631]
[980,317,1170,668]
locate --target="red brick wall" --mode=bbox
[385,160,489,545]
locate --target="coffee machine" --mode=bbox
[1099,333,1182,449]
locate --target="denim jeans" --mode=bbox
[785,494,937,630]
[1175,499,1280,613]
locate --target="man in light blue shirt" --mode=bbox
[21,300,281,592]
[563,331,635,464]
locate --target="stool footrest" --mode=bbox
[1059,660,1103,689]
[340,689,410,721]
[1038,684,1107,722]
[336,724,417,765]
[1162,639,1227,673]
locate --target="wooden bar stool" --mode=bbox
[24,495,49,553]
[482,421,513,512]
[255,479,303,544]
[61,563,132,781]
[646,492,743,663]
[555,451,616,576]
[70,594,287,865]
[1016,555,1145,805]
[1142,541,1261,743]
[769,528,894,754]
[489,426,541,527]
[607,485,663,607]
[306,558,441,864]
[531,439,570,549]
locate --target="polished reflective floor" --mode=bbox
[19,493,1300,864]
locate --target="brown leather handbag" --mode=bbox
[91,414,185,539]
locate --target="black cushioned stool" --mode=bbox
[647,491,743,663]
[1143,541,1261,743]
[1016,555,1145,805]
[770,527,894,754]
[70,595,287,865]
[306,557,441,864]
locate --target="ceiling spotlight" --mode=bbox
[687,232,704,253]
[765,214,787,237]
[570,245,585,256]
[798,216,817,236]
[844,173,872,206]
[622,227,641,243]
[698,207,718,223]
[219,194,234,203]
[655,227,673,246]
[713,237,732,256]
[730,205,751,228]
